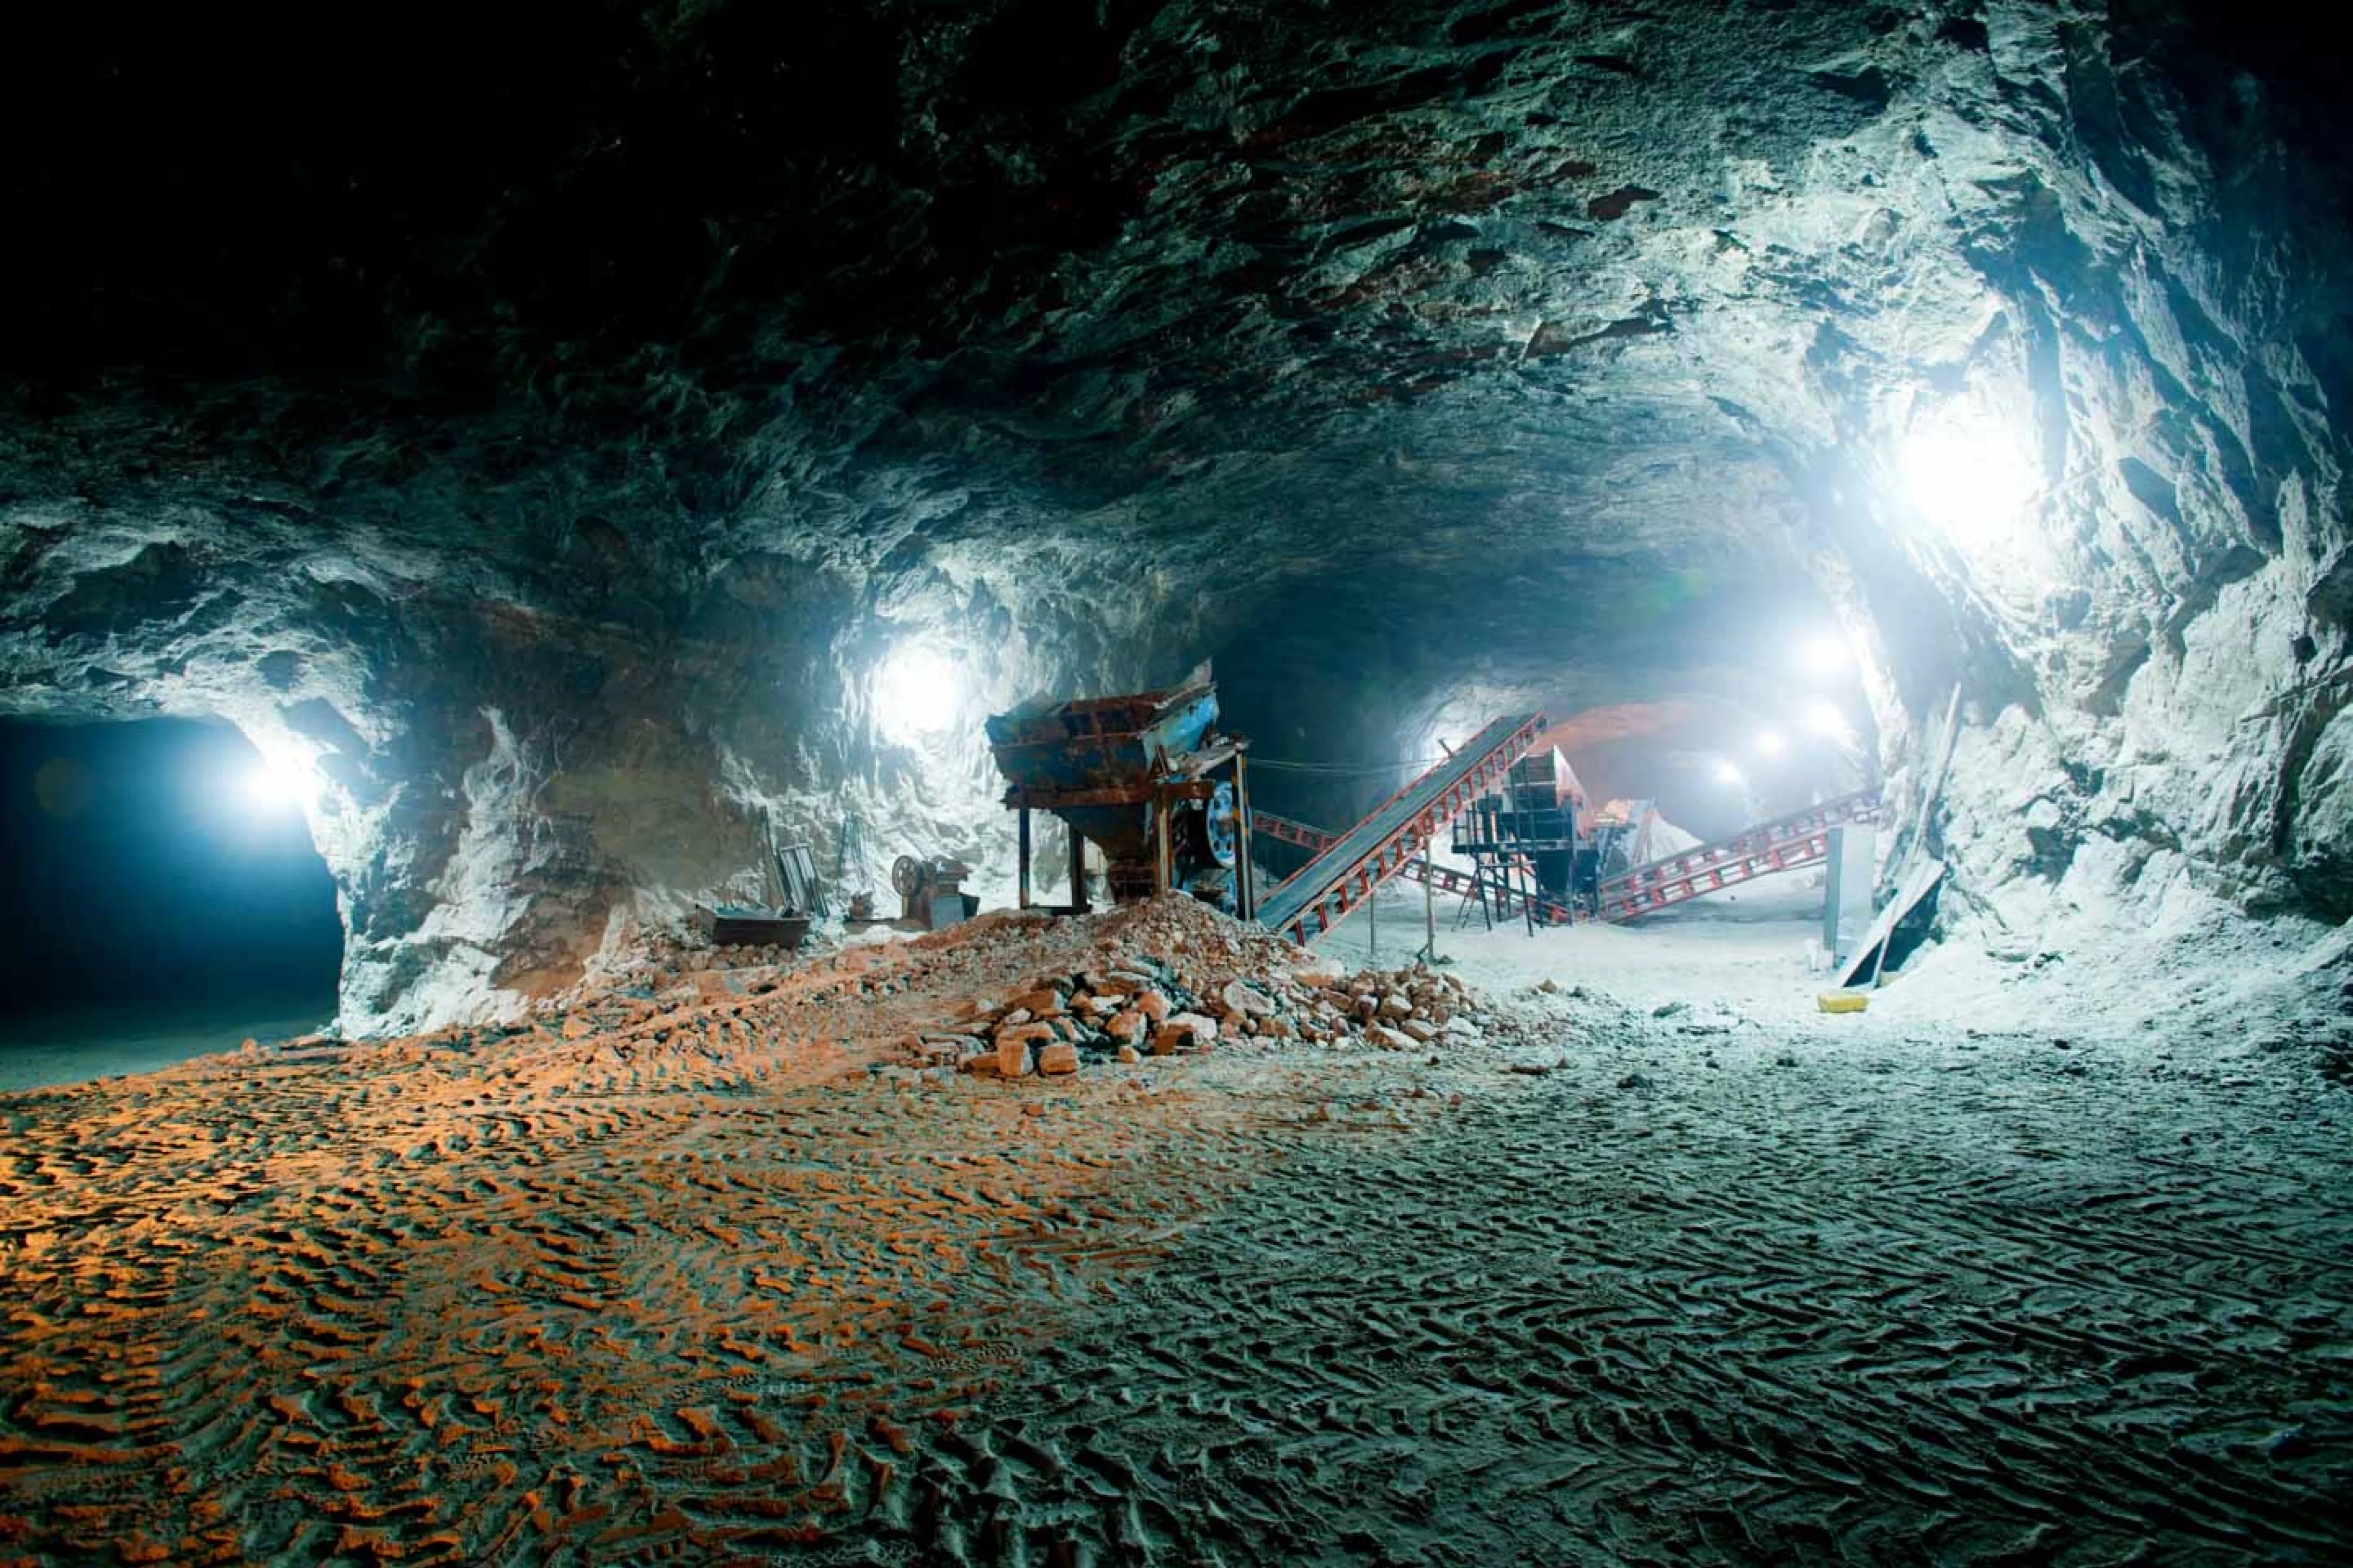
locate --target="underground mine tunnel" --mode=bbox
[1,1,2348,1563]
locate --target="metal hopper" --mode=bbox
[985,661,1255,914]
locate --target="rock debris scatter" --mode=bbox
[3,897,2348,1566]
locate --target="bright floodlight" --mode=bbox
[1901,420,2037,545]
[240,749,316,814]
[875,645,961,745]
[1755,729,1785,758]
[1803,699,1854,743]
[1799,631,1848,676]
[1712,758,1746,788]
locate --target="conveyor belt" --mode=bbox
[1255,713,1544,943]
[1597,788,1881,921]
[1254,810,1579,926]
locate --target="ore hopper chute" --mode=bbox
[985,662,1256,916]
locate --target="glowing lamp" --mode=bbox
[1798,632,1849,676]
[875,645,961,745]
[1802,700,1854,743]
[240,748,316,814]
[1900,421,2037,547]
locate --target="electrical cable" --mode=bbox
[1247,755,1448,777]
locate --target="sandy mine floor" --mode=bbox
[1,894,2347,1566]
[0,1005,331,1094]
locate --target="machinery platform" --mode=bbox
[1255,713,1545,943]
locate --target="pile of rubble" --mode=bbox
[901,895,1485,1078]
[512,892,1528,1085]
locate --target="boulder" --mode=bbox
[997,1039,1035,1077]
[1221,980,1275,1016]
[1154,1012,1219,1053]
[1036,1041,1080,1075]
[995,1020,1054,1053]
[1134,989,1172,1024]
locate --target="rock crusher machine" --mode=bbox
[985,662,1258,918]
[1449,745,1593,925]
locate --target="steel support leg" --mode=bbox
[1235,756,1255,921]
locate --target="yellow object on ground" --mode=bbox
[1817,990,1869,1013]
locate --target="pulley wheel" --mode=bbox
[891,854,925,898]
[1202,780,1239,869]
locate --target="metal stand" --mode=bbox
[1234,754,1256,922]
[1416,837,1441,965]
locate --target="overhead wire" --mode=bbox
[1246,755,1449,778]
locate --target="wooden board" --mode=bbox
[1835,858,1945,989]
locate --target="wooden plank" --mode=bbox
[1836,858,1946,988]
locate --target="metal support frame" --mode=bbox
[1005,750,1257,920]
[1256,783,1884,933]
[1416,836,1439,964]
[1257,809,1580,927]
[1256,713,1548,945]
[1598,789,1882,922]
[1234,754,1256,922]
[1017,807,1032,910]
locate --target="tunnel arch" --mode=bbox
[0,715,342,1083]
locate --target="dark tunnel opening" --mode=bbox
[0,717,341,1087]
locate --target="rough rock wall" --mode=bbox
[2,1,2348,1028]
[0,489,1198,1033]
[1780,3,2353,960]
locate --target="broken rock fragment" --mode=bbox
[1221,980,1275,1017]
[1154,1012,1219,1053]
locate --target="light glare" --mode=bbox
[1711,758,1745,788]
[1901,421,2037,546]
[875,645,961,745]
[239,749,316,815]
[1803,700,1854,743]
[1755,729,1785,758]
[1799,632,1848,675]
